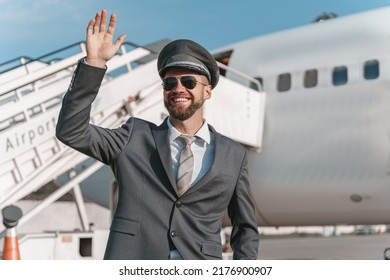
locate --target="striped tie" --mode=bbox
[176,134,196,196]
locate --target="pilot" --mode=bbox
[56,9,259,260]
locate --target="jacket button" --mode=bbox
[176,201,183,208]
[171,231,177,238]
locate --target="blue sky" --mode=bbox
[1,0,390,63]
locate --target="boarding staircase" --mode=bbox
[0,40,265,258]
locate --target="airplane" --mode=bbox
[214,6,390,228]
[1,6,390,259]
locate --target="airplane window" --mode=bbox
[364,60,379,80]
[304,69,318,88]
[277,73,291,92]
[332,66,348,86]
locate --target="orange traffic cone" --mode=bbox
[2,227,21,260]
[2,205,23,260]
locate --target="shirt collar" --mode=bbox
[167,118,211,144]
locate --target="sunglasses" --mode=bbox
[162,76,209,91]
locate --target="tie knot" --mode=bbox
[179,134,196,146]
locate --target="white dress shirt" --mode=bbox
[167,118,215,187]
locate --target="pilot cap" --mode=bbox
[157,39,220,89]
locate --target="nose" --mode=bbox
[173,78,186,91]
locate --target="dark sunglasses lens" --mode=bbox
[180,76,197,89]
[163,76,198,90]
[163,77,177,91]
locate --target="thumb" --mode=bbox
[115,34,127,48]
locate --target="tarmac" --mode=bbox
[257,233,390,260]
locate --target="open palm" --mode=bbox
[86,9,126,68]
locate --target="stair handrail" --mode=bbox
[0,42,86,75]
[0,56,34,71]
[0,98,130,209]
[217,61,263,92]
[0,45,156,100]
[0,53,84,98]
[0,41,159,76]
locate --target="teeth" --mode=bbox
[173,98,188,102]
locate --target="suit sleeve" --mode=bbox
[228,150,260,260]
[56,60,132,165]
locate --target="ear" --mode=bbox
[204,85,212,100]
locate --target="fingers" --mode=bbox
[87,18,95,35]
[88,9,117,35]
[100,9,107,33]
[88,9,106,34]
[92,11,101,34]
[86,9,125,49]
[107,13,116,35]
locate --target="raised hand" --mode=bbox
[86,9,127,68]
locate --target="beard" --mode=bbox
[164,95,205,121]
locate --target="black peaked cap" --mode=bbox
[157,39,220,89]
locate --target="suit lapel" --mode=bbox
[152,120,228,198]
[151,118,178,196]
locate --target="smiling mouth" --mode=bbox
[171,96,192,105]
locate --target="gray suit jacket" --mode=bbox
[56,61,259,260]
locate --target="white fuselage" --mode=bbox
[214,7,390,226]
